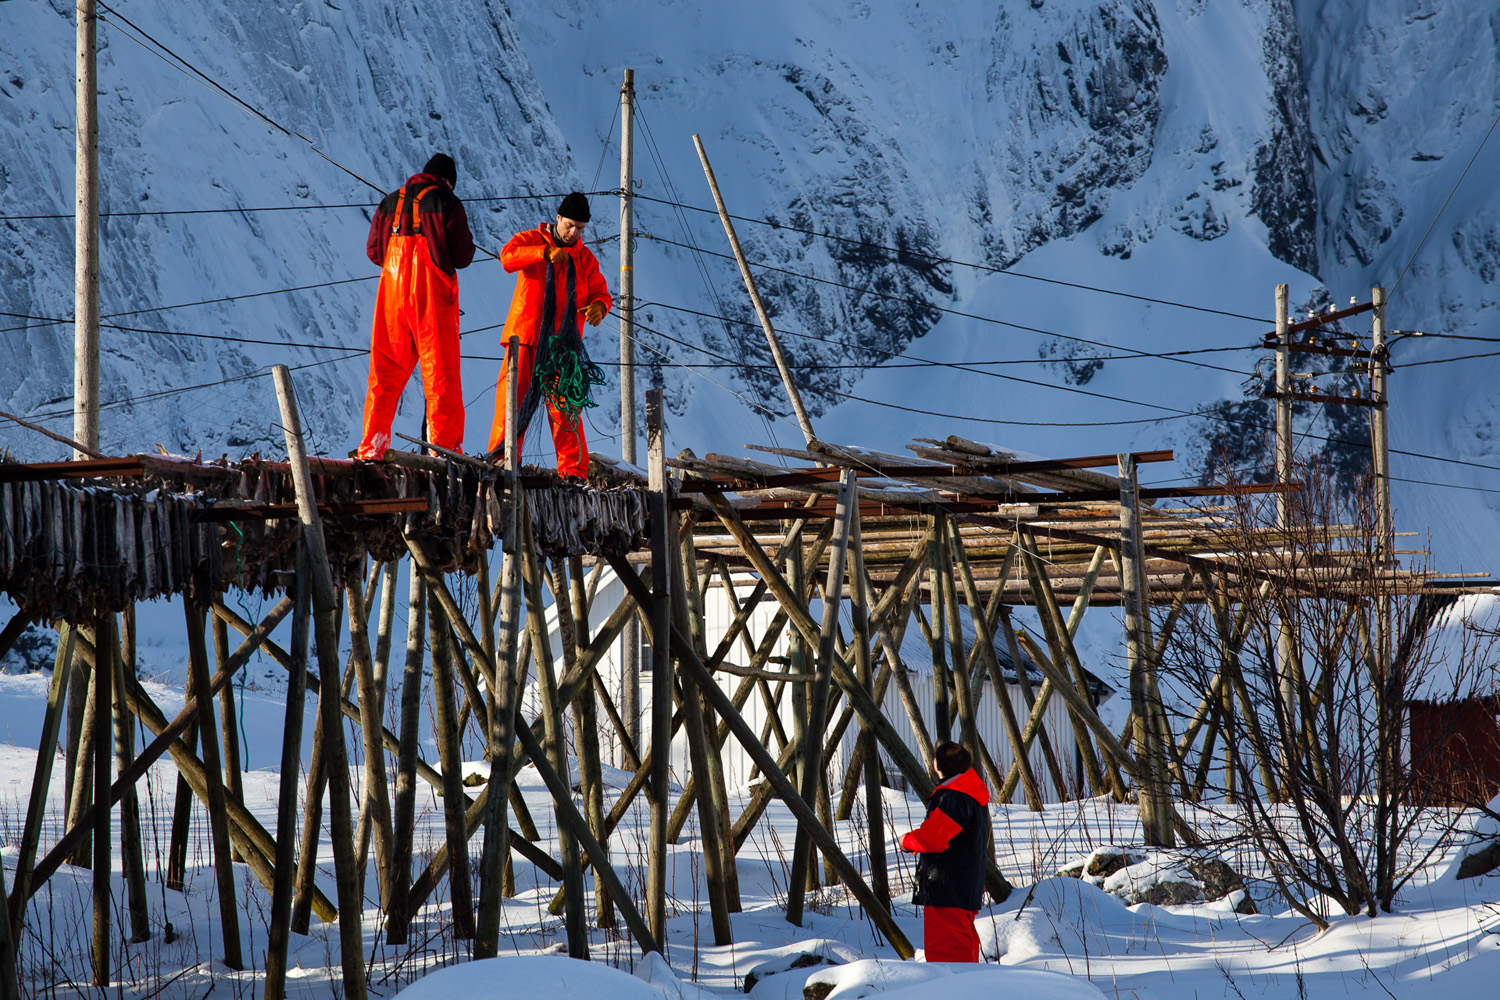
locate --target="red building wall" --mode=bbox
[1407,697,1500,806]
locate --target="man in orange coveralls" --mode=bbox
[356,153,475,459]
[486,191,611,478]
[901,741,991,962]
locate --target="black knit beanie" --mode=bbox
[422,153,457,186]
[558,191,591,223]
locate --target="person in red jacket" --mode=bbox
[901,742,991,962]
[486,191,611,478]
[356,153,475,459]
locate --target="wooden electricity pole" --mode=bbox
[74,0,99,459]
[619,69,642,760]
[1273,283,1298,784]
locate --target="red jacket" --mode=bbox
[902,768,990,910]
[366,172,475,277]
[500,224,611,348]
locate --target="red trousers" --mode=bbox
[486,341,589,478]
[923,905,980,962]
[358,234,463,458]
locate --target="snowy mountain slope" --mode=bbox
[1,0,1499,569]
[1,0,571,458]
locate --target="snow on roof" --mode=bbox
[1409,593,1500,702]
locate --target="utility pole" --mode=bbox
[1370,286,1391,575]
[74,0,99,460]
[1273,283,1297,788]
[1370,285,1395,819]
[618,69,641,759]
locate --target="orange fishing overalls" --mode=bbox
[357,184,464,458]
[487,225,611,477]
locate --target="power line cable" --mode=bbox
[638,233,1254,376]
[633,192,1272,324]
[0,190,617,223]
[633,101,783,450]
[628,314,1206,427]
[95,1,384,193]
[1389,101,1500,300]
[639,299,1257,364]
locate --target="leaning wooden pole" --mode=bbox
[10,625,74,937]
[385,564,427,944]
[346,575,394,909]
[112,609,150,943]
[264,542,311,1000]
[272,364,366,1000]
[428,599,476,939]
[693,135,817,445]
[475,338,522,956]
[0,850,16,1000]
[847,505,890,911]
[89,612,113,986]
[184,602,243,969]
[786,468,856,927]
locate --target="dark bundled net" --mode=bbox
[533,333,606,418]
[517,253,606,437]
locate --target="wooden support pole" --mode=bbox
[676,589,734,943]
[0,842,16,1000]
[925,519,953,743]
[936,514,987,780]
[646,389,671,948]
[185,602,243,969]
[10,625,73,937]
[677,529,741,913]
[113,609,150,943]
[211,610,245,861]
[347,573,394,909]
[89,612,112,985]
[566,554,615,929]
[429,599,476,939]
[787,469,856,926]
[272,364,366,1000]
[948,525,1043,810]
[385,568,426,944]
[847,504,890,911]
[522,530,586,957]
[1016,542,1105,794]
[163,639,194,890]
[265,543,311,1000]
[1119,454,1172,847]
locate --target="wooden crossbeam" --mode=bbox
[0,457,143,482]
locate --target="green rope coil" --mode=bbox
[534,335,607,418]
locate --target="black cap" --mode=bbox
[422,153,457,186]
[558,191,591,223]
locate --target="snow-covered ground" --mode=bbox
[2,651,1499,1000]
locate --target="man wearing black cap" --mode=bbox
[486,191,612,478]
[356,152,475,459]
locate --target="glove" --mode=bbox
[581,300,607,327]
[544,245,570,266]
